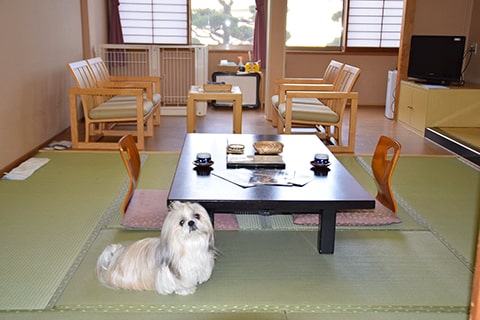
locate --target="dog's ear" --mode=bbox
[168,201,180,212]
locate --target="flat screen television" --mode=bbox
[408,35,466,85]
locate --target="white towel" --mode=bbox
[2,158,50,180]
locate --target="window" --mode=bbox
[118,0,255,45]
[119,0,188,44]
[286,0,344,48]
[286,0,404,49]
[346,0,404,48]
[191,0,256,45]
[118,0,404,49]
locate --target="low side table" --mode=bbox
[186,85,243,133]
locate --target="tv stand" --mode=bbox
[398,80,480,134]
[411,77,467,87]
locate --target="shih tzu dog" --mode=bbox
[95,201,217,295]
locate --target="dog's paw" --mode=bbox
[175,286,197,295]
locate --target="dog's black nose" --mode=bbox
[188,220,198,232]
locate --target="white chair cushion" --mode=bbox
[272,94,323,108]
[278,102,339,123]
[89,99,154,119]
[108,93,161,105]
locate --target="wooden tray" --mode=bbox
[203,83,233,92]
[216,65,239,73]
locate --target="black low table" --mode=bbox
[167,133,374,254]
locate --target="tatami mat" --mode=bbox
[1,151,478,320]
[369,156,480,268]
[57,229,471,316]
[0,152,126,310]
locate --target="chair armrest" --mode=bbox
[96,81,155,102]
[278,84,334,106]
[273,77,328,94]
[274,77,327,85]
[280,83,334,91]
[69,87,143,97]
[286,91,358,100]
[110,75,161,82]
[110,76,161,95]
[284,91,358,123]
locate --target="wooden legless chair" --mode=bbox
[119,134,169,228]
[334,135,402,215]
[293,135,401,226]
[370,135,402,213]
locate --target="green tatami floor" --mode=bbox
[0,151,478,320]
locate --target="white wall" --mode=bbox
[0,1,83,170]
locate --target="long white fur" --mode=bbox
[95,201,216,295]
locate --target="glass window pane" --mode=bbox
[191,0,255,46]
[347,0,403,48]
[119,0,188,44]
[286,0,344,48]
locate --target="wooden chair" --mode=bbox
[118,134,169,228]
[274,64,361,152]
[271,60,344,116]
[294,135,402,226]
[369,135,402,213]
[67,60,156,150]
[87,57,161,126]
[339,135,402,214]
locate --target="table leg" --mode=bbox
[232,97,242,133]
[317,208,336,254]
[186,95,196,133]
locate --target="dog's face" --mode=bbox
[162,202,214,243]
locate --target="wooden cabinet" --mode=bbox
[397,81,428,132]
[397,81,480,134]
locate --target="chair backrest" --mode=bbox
[323,60,344,84]
[67,60,97,89]
[324,64,361,112]
[87,57,111,83]
[372,135,402,213]
[67,60,108,111]
[119,134,141,214]
[332,64,361,92]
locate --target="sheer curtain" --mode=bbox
[253,0,266,69]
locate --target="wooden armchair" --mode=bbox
[87,57,161,125]
[274,64,361,153]
[67,60,157,150]
[271,60,344,121]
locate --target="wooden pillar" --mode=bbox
[264,0,287,121]
[394,0,416,120]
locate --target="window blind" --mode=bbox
[347,0,404,48]
[119,0,188,44]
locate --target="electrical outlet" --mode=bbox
[471,43,478,55]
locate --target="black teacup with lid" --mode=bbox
[314,153,329,165]
[196,152,212,164]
